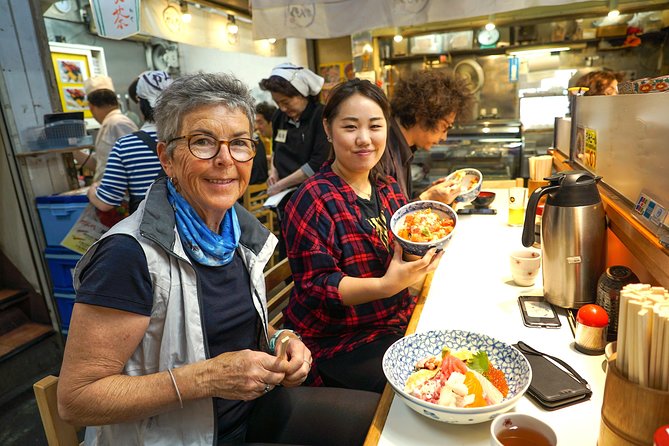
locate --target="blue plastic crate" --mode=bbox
[36,194,88,247]
[45,247,81,290]
[53,288,75,329]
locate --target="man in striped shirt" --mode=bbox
[88,71,172,213]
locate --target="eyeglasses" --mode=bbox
[167,134,256,162]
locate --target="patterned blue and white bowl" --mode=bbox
[445,168,483,203]
[382,329,532,424]
[390,200,457,257]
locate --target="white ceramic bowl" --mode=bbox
[390,200,457,257]
[445,168,483,203]
[382,329,532,424]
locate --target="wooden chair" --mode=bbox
[264,257,293,328]
[481,177,524,189]
[242,183,276,235]
[33,375,82,446]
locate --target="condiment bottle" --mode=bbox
[595,266,639,342]
[655,425,669,446]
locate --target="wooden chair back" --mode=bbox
[264,257,293,328]
[33,375,82,446]
[242,183,277,236]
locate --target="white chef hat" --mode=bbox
[270,63,324,97]
[136,71,173,107]
[84,75,115,95]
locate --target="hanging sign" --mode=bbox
[90,0,141,40]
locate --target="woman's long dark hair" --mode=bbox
[322,79,391,184]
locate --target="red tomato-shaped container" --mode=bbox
[575,304,608,355]
[577,304,609,328]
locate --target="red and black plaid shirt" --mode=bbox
[282,162,415,374]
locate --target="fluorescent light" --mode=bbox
[507,46,571,57]
[393,34,403,43]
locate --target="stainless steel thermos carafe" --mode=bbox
[522,171,607,309]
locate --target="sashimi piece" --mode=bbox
[404,368,439,395]
[463,371,487,407]
[440,352,468,381]
[470,369,504,404]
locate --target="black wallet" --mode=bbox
[514,342,592,410]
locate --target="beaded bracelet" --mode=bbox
[269,329,301,354]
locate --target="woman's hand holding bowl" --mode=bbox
[381,242,443,296]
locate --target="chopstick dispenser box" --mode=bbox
[600,360,669,445]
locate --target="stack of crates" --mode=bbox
[36,194,88,333]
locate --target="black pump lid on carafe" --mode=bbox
[545,171,602,207]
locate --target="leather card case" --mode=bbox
[514,343,592,410]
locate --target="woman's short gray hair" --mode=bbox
[153,72,256,156]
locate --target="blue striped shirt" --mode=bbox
[95,127,163,207]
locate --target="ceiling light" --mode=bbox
[180,1,191,23]
[227,14,239,35]
[393,34,403,43]
[485,15,495,31]
[607,0,620,18]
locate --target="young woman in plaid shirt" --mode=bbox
[282,80,443,393]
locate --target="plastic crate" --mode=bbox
[45,247,81,290]
[53,288,75,329]
[36,194,88,247]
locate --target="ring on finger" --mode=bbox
[263,383,271,393]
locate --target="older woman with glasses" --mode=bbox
[58,73,379,446]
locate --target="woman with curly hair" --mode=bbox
[381,69,474,202]
[574,70,623,96]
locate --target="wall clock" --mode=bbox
[477,28,500,48]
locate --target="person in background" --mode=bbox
[574,70,623,96]
[259,63,329,198]
[58,72,378,446]
[282,79,443,393]
[87,70,172,214]
[124,76,143,127]
[77,75,138,181]
[381,69,474,203]
[255,102,276,158]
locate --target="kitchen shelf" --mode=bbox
[381,29,668,64]
[15,145,94,157]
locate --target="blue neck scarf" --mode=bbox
[167,180,240,266]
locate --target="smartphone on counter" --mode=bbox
[518,295,561,328]
[457,208,497,215]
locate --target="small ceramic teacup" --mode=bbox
[510,249,541,287]
[490,413,557,446]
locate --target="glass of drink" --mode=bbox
[507,187,527,227]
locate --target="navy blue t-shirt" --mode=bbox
[76,234,259,437]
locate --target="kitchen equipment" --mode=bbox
[411,120,522,198]
[521,171,607,309]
